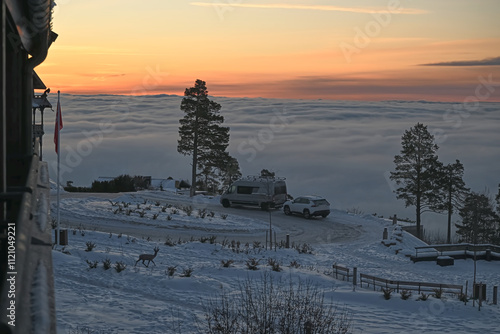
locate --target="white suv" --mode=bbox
[283,195,330,219]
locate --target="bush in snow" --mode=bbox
[180,268,193,277]
[102,258,112,270]
[85,259,98,269]
[400,289,412,300]
[221,259,234,268]
[289,260,300,268]
[433,288,443,299]
[382,288,393,300]
[417,292,429,301]
[166,266,177,277]
[202,273,352,334]
[85,241,96,252]
[267,258,282,272]
[458,292,469,304]
[114,261,127,273]
[246,258,260,270]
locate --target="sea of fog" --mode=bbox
[42,94,500,238]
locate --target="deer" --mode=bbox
[135,246,160,267]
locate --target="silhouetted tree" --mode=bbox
[390,123,440,239]
[177,79,232,197]
[433,160,469,243]
[456,192,498,244]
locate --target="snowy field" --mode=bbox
[52,190,500,334]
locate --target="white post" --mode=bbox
[56,91,61,245]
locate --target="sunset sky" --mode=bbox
[37,0,500,101]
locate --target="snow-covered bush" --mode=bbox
[203,274,352,333]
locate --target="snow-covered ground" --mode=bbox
[52,190,500,333]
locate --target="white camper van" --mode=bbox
[220,176,287,210]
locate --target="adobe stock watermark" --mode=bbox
[209,0,244,21]
[339,0,411,63]
[432,73,500,144]
[50,65,169,182]
[237,107,295,162]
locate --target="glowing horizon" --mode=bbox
[36,1,500,102]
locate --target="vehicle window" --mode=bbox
[295,198,305,204]
[227,185,236,194]
[274,184,287,195]
[313,199,329,206]
[237,186,260,194]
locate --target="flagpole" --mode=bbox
[56,90,61,246]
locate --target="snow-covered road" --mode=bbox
[54,190,363,245]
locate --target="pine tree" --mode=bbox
[456,192,498,244]
[390,123,440,239]
[433,160,469,243]
[177,79,234,196]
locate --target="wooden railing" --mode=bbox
[413,244,500,262]
[332,263,352,281]
[359,273,463,295]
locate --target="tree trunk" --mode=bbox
[416,202,421,239]
[190,116,198,197]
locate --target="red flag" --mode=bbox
[54,92,63,153]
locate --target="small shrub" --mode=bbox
[220,213,228,220]
[197,208,207,218]
[208,211,215,218]
[382,288,393,300]
[102,258,112,270]
[246,258,260,270]
[182,205,193,216]
[295,243,313,254]
[161,206,167,212]
[114,261,127,273]
[433,288,443,299]
[85,259,98,269]
[458,292,469,304]
[166,266,177,277]
[167,215,172,221]
[221,259,234,268]
[417,292,429,301]
[118,233,122,238]
[268,258,282,272]
[152,213,159,220]
[208,235,217,244]
[165,237,176,247]
[253,241,262,249]
[171,208,179,215]
[155,201,161,206]
[400,289,412,300]
[289,260,300,268]
[180,268,193,277]
[85,241,96,252]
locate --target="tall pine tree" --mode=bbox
[177,80,232,196]
[433,160,469,243]
[390,123,440,239]
[456,192,498,244]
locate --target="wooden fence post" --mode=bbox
[493,286,498,305]
[304,320,313,334]
[353,267,357,291]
